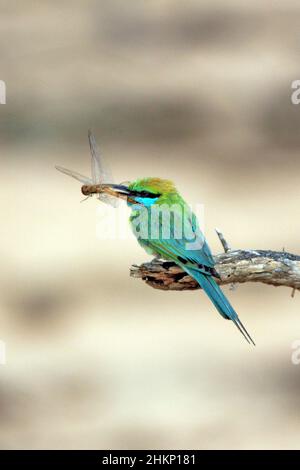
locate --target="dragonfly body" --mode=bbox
[81,184,102,196]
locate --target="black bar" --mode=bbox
[0,450,296,466]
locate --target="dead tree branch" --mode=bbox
[130,231,300,292]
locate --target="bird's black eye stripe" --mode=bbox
[134,190,160,198]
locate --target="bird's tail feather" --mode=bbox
[187,268,255,346]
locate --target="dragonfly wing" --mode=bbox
[89,130,101,185]
[88,130,119,207]
[88,130,115,184]
[55,165,92,184]
[98,193,120,208]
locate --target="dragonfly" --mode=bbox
[56,131,120,207]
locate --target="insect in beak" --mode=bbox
[81,183,134,201]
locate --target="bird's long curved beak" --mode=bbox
[101,184,132,200]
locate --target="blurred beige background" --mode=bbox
[0,0,300,449]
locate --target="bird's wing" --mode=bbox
[190,212,215,267]
[145,210,216,273]
[147,237,215,275]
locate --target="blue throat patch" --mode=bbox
[129,196,159,208]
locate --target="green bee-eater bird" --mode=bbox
[84,177,255,345]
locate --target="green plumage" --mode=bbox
[128,177,254,345]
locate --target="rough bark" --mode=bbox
[130,231,300,293]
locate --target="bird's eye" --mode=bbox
[138,190,160,198]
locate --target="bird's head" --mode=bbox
[98,177,177,207]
